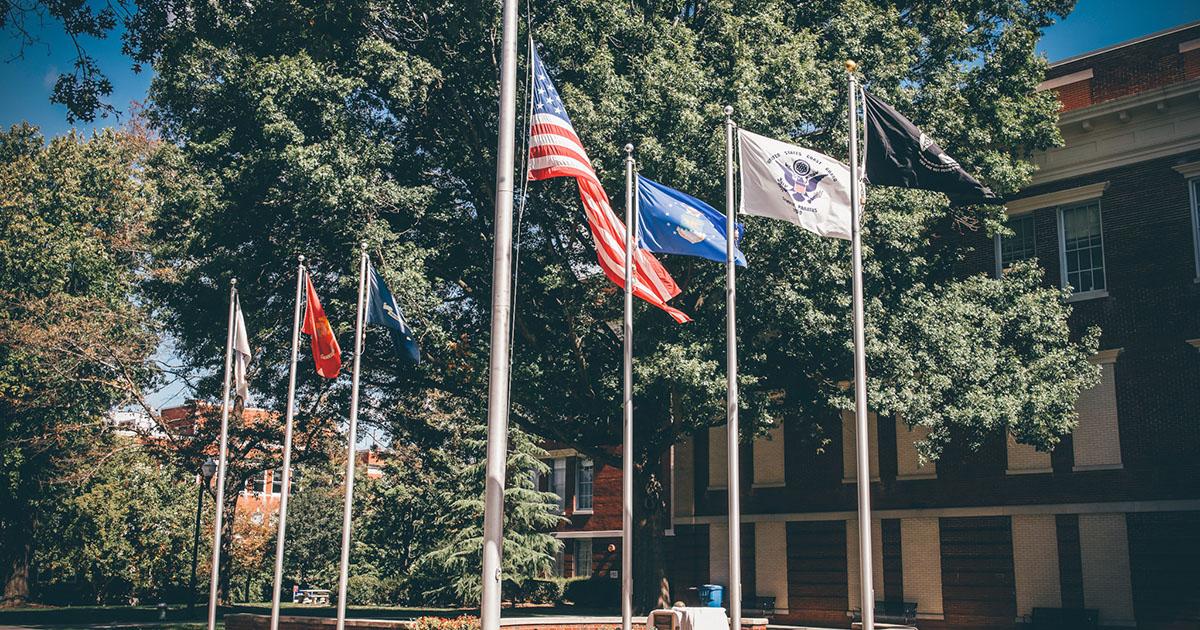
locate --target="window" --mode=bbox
[1190,178,1200,280]
[1058,201,1106,296]
[550,458,567,512]
[271,468,301,495]
[995,214,1037,275]
[245,470,266,494]
[575,458,594,511]
[574,539,593,577]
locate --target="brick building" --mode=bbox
[663,21,1200,630]
[158,404,387,525]
[537,445,623,579]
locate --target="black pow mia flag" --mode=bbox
[862,89,1000,205]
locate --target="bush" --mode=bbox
[414,616,482,630]
[508,577,564,604]
[347,573,387,606]
[563,576,619,608]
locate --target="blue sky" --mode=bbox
[3,1,1199,138]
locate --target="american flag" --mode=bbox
[527,45,690,323]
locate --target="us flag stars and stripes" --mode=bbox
[527,44,691,323]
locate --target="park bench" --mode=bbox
[1031,607,1098,629]
[295,588,331,605]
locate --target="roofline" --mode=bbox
[1048,19,1200,69]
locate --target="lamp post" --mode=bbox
[190,458,218,612]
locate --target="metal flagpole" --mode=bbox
[621,143,635,630]
[846,61,875,630]
[270,256,306,630]
[724,105,742,630]
[336,246,370,630]
[480,0,518,626]
[207,280,239,630]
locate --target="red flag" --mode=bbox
[301,275,342,378]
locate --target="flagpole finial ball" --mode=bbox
[845,60,858,73]
[625,143,634,154]
[724,105,733,117]
[230,278,237,287]
[298,254,305,263]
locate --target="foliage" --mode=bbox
[0,124,161,605]
[414,425,563,606]
[33,444,203,605]
[563,577,621,608]
[413,616,482,630]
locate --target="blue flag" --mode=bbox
[637,175,747,266]
[365,262,420,365]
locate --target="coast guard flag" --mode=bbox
[365,262,420,365]
[232,296,252,401]
[738,129,853,240]
[862,90,998,205]
[526,44,690,323]
[636,175,746,266]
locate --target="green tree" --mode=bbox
[33,0,1101,609]
[415,424,563,606]
[0,124,160,605]
[34,443,203,605]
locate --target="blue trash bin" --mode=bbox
[697,584,724,607]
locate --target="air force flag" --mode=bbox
[738,128,853,240]
[366,262,420,365]
[637,175,746,266]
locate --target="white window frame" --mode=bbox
[1190,177,1200,282]
[574,458,594,513]
[574,539,593,577]
[551,458,567,513]
[994,213,1037,277]
[1057,200,1109,301]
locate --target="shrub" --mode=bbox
[563,576,619,608]
[414,616,482,630]
[510,577,564,604]
[347,573,386,606]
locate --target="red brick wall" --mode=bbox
[1045,24,1200,112]
[1053,79,1093,112]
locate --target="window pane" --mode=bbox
[575,539,593,577]
[551,459,566,512]
[1061,202,1105,293]
[576,459,593,510]
[999,214,1037,270]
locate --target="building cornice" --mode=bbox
[1173,161,1200,179]
[1006,181,1109,215]
[1029,78,1200,186]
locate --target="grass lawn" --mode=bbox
[0,605,222,628]
[0,602,612,628]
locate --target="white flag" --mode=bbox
[738,128,853,240]
[233,297,252,402]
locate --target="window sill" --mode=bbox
[1065,289,1108,302]
[1006,468,1053,476]
[751,482,787,489]
[573,508,593,515]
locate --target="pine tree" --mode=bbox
[415,423,563,606]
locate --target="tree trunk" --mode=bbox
[217,491,238,605]
[1,539,29,608]
[632,451,672,613]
